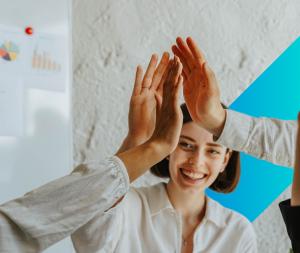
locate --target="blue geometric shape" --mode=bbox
[206,36,300,221]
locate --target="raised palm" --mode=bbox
[183,62,220,125]
[172,37,225,135]
[128,52,170,144]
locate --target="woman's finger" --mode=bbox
[141,54,158,92]
[151,52,170,91]
[172,56,183,85]
[186,37,206,65]
[174,75,183,102]
[163,58,182,102]
[176,37,195,70]
[162,59,176,99]
[157,61,171,98]
[172,45,190,78]
[168,57,182,92]
[132,65,143,96]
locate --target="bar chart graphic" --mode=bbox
[31,49,62,72]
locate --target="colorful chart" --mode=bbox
[32,49,62,72]
[0,41,19,61]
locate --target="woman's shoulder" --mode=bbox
[126,182,171,215]
[128,182,167,203]
[205,197,257,251]
[130,181,165,194]
[206,197,253,231]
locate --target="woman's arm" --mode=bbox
[0,56,184,252]
[279,113,300,253]
[217,110,296,167]
[291,113,300,205]
[172,36,296,167]
[0,157,130,252]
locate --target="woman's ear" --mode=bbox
[220,149,232,173]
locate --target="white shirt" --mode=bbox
[3,110,294,253]
[217,109,297,167]
[72,179,256,253]
[0,157,257,253]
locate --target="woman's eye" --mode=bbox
[179,142,194,150]
[208,149,220,155]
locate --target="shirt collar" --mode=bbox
[147,183,226,228]
[204,196,226,228]
[148,183,173,216]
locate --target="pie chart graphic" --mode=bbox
[0,41,20,62]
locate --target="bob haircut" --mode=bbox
[150,103,240,193]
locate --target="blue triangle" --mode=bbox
[206,37,300,221]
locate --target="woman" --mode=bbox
[71,54,256,252]
[0,55,256,253]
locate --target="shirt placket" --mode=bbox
[170,210,183,253]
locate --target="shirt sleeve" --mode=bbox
[0,156,130,253]
[216,109,297,167]
[279,199,300,253]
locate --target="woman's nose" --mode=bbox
[188,151,204,166]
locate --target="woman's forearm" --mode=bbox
[291,115,300,206]
[0,158,130,252]
[117,140,168,182]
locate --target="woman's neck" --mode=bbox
[165,181,206,221]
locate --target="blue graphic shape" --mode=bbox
[206,37,300,221]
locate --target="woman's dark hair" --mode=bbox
[150,103,240,193]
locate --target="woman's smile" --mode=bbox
[179,168,208,185]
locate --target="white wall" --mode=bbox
[72,0,300,252]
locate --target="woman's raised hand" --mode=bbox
[116,57,183,182]
[149,56,183,154]
[118,52,170,153]
[172,37,226,137]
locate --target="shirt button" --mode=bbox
[111,170,118,178]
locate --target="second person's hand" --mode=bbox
[148,56,183,154]
[292,112,300,206]
[172,37,226,137]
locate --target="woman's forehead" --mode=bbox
[180,122,214,143]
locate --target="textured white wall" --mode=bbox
[73,0,300,252]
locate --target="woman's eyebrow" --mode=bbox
[180,135,196,143]
[180,136,223,148]
[206,143,223,148]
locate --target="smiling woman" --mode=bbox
[149,103,249,253]
[151,103,240,194]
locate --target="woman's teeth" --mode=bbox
[180,169,206,180]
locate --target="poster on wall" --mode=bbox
[0,26,28,76]
[0,24,67,92]
[25,33,68,92]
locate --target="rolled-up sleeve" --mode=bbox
[216,109,297,167]
[0,156,130,252]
